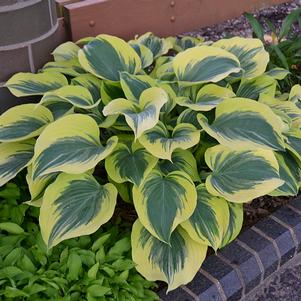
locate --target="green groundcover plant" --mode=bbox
[1,31,301,292]
[0,183,158,301]
[245,8,301,90]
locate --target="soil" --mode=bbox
[243,195,295,228]
[185,0,301,41]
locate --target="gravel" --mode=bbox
[185,0,301,41]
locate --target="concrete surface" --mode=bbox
[244,252,301,301]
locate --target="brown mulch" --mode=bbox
[186,0,301,41]
[244,195,296,228]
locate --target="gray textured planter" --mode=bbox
[0,0,67,113]
[158,196,301,301]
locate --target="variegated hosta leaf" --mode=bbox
[135,32,171,59]
[150,56,173,78]
[289,84,301,108]
[205,145,283,203]
[105,141,158,186]
[285,130,301,163]
[44,103,74,120]
[176,84,235,111]
[133,170,197,243]
[6,72,68,97]
[181,184,229,251]
[25,165,56,207]
[159,83,178,115]
[220,202,243,248]
[173,36,204,52]
[198,98,286,151]
[103,87,168,139]
[259,94,301,126]
[236,75,276,100]
[156,60,177,82]
[109,178,133,203]
[0,104,53,142]
[43,59,86,77]
[139,122,200,160]
[120,72,157,102]
[40,85,99,109]
[78,34,142,81]
[71,74,102,101]
[76,37,95,45]
[0,139,35,187]
[270,152,301,196]
[40,173,117,248]
[265,68,290,80]
[213,37,269,78]
[76,106,118,129]
[100,80,125,105]
[173,45,241,86]
[131,220,207,292]
[32,114,118,180]
[158,149,200,182]
[129,42,154,68]
[52,41,80,62]
[177,108,202,129]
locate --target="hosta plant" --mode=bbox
[2,31,301,292]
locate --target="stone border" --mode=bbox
[158,195,301,301]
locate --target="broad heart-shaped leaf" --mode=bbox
[32,114,118,180]
[205,145,283,203]
[173,45,241,86]
[120,72,157,102]
[139,121,200,160]
[78,34,142,82]
[71,74,102,101]
[158,149,200,182]
[100,80,125,105]
[284,130,301,163]
[135,32,171,59]
[176,84,235,111]
[132,170,197,243]
[177,108,202,129]
[40,85,100,109]
[213,37,269,78]
[44,102,74,120]
[198,98,286,151]
[259,94,301,127]
[269,152,301,197]
[129,42,154,68]
[181,184,229,251]
[6,72,68,97]
[236,75,276,100]
[289,84,301,102]
[52,41,80,62]
[172,36,204,52]
[220,202,243,248]
[43,59,86,77]
[25,165,56,207]
[0,104,53,142]
[40,173,117,248]
[131,220,207,292]
[265,68,290,80]
[105,141,158,186]
[0,139,35,187]
[103,87,168,139]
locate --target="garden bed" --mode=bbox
[1,1,301,301]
